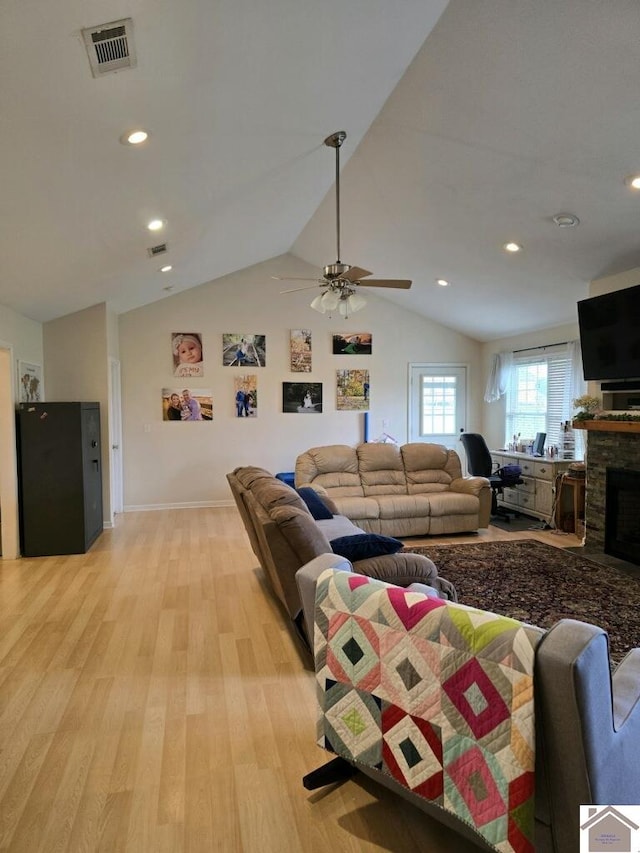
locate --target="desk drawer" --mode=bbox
[533,461,554,481]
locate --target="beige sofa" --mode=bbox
[295,442,491,537]
[227,466,456,643]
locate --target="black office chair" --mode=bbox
[459,432,523,520]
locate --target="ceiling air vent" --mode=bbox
[147,243,168,258]
[82,19,136,77]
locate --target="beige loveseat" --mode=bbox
[227,466,455,642]
[295,442,491,537]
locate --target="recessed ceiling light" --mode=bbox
[626,175,640,190]
[503,242,522,253]
[147,219,165,231]
[120,129,149,146]
[160,264,172,273]
[552,213,580,228]
[436,278,449,287]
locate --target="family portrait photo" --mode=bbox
[172,332,204,378]
[234,375,257,418]
[282,382,323,414]
[222,334,266,367]
[162,388,213,421]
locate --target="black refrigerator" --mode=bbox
[16,402,103,556]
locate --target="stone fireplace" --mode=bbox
[605,467,640,563]
[579,422,640,563]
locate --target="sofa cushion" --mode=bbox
[357,443,407,496]
[296,487,333,520]
[330,533,404,562]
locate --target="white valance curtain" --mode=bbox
[484,351,513,402]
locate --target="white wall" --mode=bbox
[43,302,111,521]
[119,254,483,508]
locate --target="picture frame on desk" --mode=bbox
[17,361,43,404]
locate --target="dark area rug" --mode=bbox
[403,539,640,665]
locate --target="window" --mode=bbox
[505,349,573,448]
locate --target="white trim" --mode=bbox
[124,500,234,512]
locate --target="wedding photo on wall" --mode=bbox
[282,382,322,414]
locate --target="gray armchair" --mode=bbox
[297,557,640,852]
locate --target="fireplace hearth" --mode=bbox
[605,467,640,566]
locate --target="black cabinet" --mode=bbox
[16,402,103,556]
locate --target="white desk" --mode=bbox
[490,451,576,525]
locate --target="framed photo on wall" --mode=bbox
[282,382,322,413]
[17,361,43,403]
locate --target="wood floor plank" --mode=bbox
[0,506,583,851]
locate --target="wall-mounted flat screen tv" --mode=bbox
[577,284,640,381]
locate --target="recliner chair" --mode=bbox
[459,432,523,519]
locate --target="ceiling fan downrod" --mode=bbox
[324,131,347,269]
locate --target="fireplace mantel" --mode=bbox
[573,420,640,434]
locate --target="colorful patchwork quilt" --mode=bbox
[313,569,543,853]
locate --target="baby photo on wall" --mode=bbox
[282,382,322,414]
[172,332,204,378]
[234,375,257,418]
[162,388,212,421]
[222,334,266,367]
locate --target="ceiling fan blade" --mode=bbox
[280,284,324,294]
[337,266,372,282]
[271,275,320,282]
[358,279,412,289]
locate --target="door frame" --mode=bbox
[0,342,20,559]
[108,357,123,521]
[407,362,468,448]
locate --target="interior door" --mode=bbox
[408,364,467,448]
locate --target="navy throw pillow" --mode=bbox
[296,486,334,520]
[330,533,404,562]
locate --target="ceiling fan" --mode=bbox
[273,130,412,316]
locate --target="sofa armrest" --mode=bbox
[449,475,490,497]
[296,554,353,645]
[612,647,640,728]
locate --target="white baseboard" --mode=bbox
[123,500,234,512]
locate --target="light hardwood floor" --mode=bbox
[0,509,581,853]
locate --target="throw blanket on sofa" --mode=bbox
[313,569,542,853]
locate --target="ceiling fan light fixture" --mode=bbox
[321,289,340,311]
[346,292,367,312]
[310,293,327,313]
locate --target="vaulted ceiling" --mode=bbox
[2,1,640,341]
